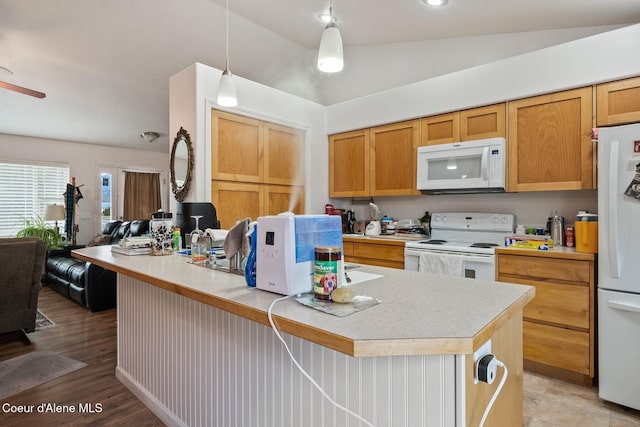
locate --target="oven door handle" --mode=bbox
[404,248,494,264]
[481,146,489,180]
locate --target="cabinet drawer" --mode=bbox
[524,321,590,375]
[519,279,589,329]
[498,254,590,283]
[353,243,404,263]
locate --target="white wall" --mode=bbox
[0,134,168,244]
[317,25,620,106]
[327,24,640,133]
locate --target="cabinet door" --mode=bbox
[211,110,264,183]
[596,76,640,126]
[460,103,505,141]
[329,129,370,197]
[370,120,420,196]
[507,87,594,191]
[212,181,262,229]
[263,185,304,216]
[264,123,305,186]
[420,113,459,146]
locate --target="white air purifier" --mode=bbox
[256,213,343,296]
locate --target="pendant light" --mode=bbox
[217,0,237,106]
[317,0,343,73]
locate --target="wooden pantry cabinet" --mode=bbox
[212,181,304,229]
[507,87,595,192]
[420,103,505,146]
[329,120,419,197]
[495,249,595,385]
[212,110,305,185]
[343,237,405,269]
[211,110,305,228]
[596,76,640,126]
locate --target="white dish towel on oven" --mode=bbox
[418,252,465,276]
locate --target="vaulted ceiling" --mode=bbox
[1,0,639,152]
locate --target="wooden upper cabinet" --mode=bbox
[421,104,505,146]
[370,120,420,196]
[264,123,305,186]
[460,103,506,141]
[507,87,594,192]
[596,76,640,126]
[329,129,370,197]
[212,110,264,183]
[420,113,459,146]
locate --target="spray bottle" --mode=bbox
[244,221,257,287]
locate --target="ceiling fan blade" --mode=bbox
[0,80,46,98]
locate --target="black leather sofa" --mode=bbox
[45,219,149,311]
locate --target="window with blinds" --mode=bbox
[0,161,70,237]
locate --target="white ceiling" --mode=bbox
[1,0,639,153]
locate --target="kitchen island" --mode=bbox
[73,246,534,427]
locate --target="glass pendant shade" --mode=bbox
[217,68,237,107]
[317,22,344,73]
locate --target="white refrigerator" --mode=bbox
[598,123,640,411]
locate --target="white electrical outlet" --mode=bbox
[473,339,492,384]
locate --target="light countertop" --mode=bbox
[496,245,596,261]
[73,245,534,357]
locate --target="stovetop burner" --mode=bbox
[469,242,499,249]
[422,239,447,244]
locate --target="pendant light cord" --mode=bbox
[225,0,230,70]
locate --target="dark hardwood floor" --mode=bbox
[0,286,163,426]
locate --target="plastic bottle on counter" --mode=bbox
[244,222,257,287]
[173,227,182,251]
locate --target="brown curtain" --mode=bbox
[123,172,161,221]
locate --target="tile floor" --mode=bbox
[524,371,640,426]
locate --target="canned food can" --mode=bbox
[565,226,575,248]
[313,246,342,301]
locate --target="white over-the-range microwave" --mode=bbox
[416,137,506,194]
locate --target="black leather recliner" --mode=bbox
[45,219,149,311]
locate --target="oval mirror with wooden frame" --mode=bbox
[170,127,194,202]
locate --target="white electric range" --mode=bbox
[404,212,515,280]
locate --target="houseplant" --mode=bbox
[16,216,63,249]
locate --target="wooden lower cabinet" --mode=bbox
[343,238,405,269]
[495,249,595,384]
[523,321,590,375]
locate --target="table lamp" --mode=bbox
[44,203,65,231]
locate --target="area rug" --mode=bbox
[0,350,87,400]
[35,310,55,330]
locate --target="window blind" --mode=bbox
[0,161,70,237]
